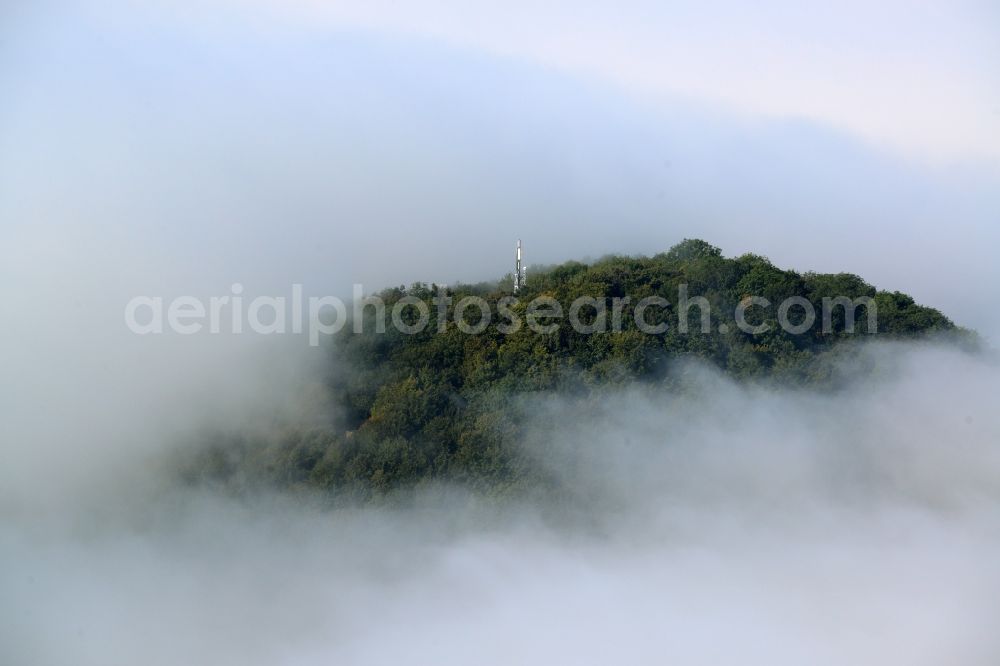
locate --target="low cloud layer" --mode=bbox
[3,342,998,665]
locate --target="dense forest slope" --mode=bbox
[192,240,969,499]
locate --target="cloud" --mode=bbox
[132,0,1000,166]
[6,0,998,333]
[2,343,999,665]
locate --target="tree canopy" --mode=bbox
[189,240,972,501]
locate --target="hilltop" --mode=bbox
[191,240,970,499]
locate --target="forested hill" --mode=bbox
[192,240,969,499]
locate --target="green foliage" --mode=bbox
[190,240,967,500]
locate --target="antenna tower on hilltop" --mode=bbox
[514,239,525,292]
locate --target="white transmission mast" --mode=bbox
[514,239,525,292]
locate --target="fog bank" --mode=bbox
[3,343,999,665]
